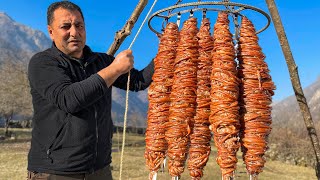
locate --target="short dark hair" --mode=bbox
[47,1,84,25]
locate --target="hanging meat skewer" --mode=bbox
[166,17,199,179]
[237,16,275,178]
[209,12,241,179]
[145,22,179,179]
[187,18,213,180]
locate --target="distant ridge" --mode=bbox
[272,77,320,125]
[0,12,51,63]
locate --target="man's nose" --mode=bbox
[69,25,79,37]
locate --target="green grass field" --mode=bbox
[0,128,317,180]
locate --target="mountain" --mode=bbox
[0,12,51,63]
[112,88,149,127]
[0,12,150,127]
[272,77,320,126]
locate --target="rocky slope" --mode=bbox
[0,12,51,63]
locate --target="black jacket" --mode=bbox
[27,44,153,174]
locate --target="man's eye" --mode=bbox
[76,24,84,29]
[61,25,71,29]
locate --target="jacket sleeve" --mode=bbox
[113,59,154,91]
[28,53,108,113]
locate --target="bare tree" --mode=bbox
[0,60,32,136]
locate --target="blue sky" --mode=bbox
[1,0,319,101]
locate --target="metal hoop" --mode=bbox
[148,1,271,36]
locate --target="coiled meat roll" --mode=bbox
[237,16,275,177]
[166,17,199,178]
[210,12,241,180]
[145,22,179,179]
[187,18,213,180]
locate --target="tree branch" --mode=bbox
[107,0,148,56]
[265,0,320,179]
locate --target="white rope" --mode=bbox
[119,0,159,179]
[119,71,130,180]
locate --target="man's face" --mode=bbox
[48,8,86,58]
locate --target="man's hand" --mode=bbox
[111,49,134,74]
[97,49,134,87]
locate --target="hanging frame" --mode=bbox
[148,1,271,36]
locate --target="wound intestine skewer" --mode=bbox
[187,17,213,180]
[145,22,179,180]
[166,17,199,179]
[209,12,241,180]
[238,16,275,177]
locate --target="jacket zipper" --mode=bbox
[80,62,99,173]
[81,63,98,172]
[89,106,98,173]
[80,66,87,79]
[95,107,98,164]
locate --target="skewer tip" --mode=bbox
[249,174,258,180]
[150,171,157,180]
[172,176,180,180]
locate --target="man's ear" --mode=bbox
[47,25,54,41]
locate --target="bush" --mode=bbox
[267,120,319,167]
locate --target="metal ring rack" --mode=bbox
[148,1,271,36]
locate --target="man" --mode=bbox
[27,1,153,179]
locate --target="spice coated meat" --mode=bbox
[144,22,179,179]
[237,16,275,176]
[166,17,199,178]
[187,18,213,180]
[144,13,275,180]
[209,12,241,180]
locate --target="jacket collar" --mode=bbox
[51,42,97,66]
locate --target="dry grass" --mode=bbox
[0,128,31,180]
[111,146,317,180]
[0,128,317,180]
